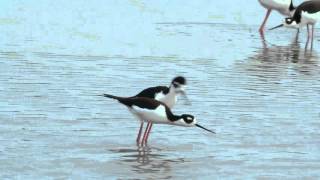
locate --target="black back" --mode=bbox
[117,97,161,109]
[108,96,181,122]
[292,1,320,23]
[134,86,169,99]
[104,93,183,122]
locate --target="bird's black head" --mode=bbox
[172,76,186,87]
[170,76,191,104]
[181,114,195,124]
[171,76,187,94]
[269,17,299,31]
[283,17,299,28]
[285,17,294,25]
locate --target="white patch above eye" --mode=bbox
[187,117,192,120]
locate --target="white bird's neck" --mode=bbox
[157,85,178,108]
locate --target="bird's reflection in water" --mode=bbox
[242,32,320,77]
[110,145,186,179]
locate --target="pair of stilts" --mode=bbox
[259,0,319,49]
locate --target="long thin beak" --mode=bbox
[181,91,191,105]
[269,24,284,30]
[195,124,216,134]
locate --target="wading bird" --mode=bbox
[103,95,215,144]
[258,0,296,33]
[103,76,190,144]
[270,0,320,48]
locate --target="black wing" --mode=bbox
[105,94,180,121]
[293,1,320,23]
[134,86,169,99]
[119,97,161,109]
[104,94,161,109]
[299,1,320,14]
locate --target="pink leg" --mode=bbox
[307,24,310,39]
[141,122,151,145]
[136,122,144,143]
[306,24,310,49]
[259,9,272,34]
[311,24,314,49]
[144,123,153,144]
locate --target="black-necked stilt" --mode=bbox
[103,95,215,144]
[103,76,190,144]
[133,76,189,144]
[134,76,189,108]
[258,0,296,33]
[270,0,320,48]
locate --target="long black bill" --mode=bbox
[181,91,191,105]
[269,24,284,30]
[195,124,216,134]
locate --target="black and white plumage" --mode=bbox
[134,76,188,108]
[103,95,215,138]
[270,0,320,48]
[103,76,191,145]
[258,0,296,33]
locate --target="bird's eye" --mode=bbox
[173,82,179,88]
[286,18,292,24]
[184,117,193,124]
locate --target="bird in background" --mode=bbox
[103,95,215,145]
[258,0,297,34]
[103,76,190,145]
[270,0,320,49]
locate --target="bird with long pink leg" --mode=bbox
[270,0,320,49]
[258,0,297,34]
[103,95,215,145]
[103,76,190,145]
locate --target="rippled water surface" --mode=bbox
[1,1,320,179]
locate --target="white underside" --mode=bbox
[300,11,320,26]
[129,105,170,124]
[258,0,292,15]
[128,105,191,127]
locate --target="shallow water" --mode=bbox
[1,1,320,179]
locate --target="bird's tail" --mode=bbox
[103,94,122,100]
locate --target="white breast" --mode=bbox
[129,105,170,124]
[258,0,291,15]
[155,92,177,109]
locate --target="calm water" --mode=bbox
[1,1,320,179]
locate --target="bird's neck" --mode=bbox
[170,114,182,121]
[168,85,177,95]
[164,105,181,121]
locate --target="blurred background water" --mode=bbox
[0,0,320,179]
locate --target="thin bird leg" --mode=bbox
[294,28,299,43]
[144,123,153,144]
[306,24,310,49]
[259,9,272,34]
[295,28,300,41]
[307,24,310,39]
[136,122,144,144]
[141,122,151,145]
[311,24,315,49]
